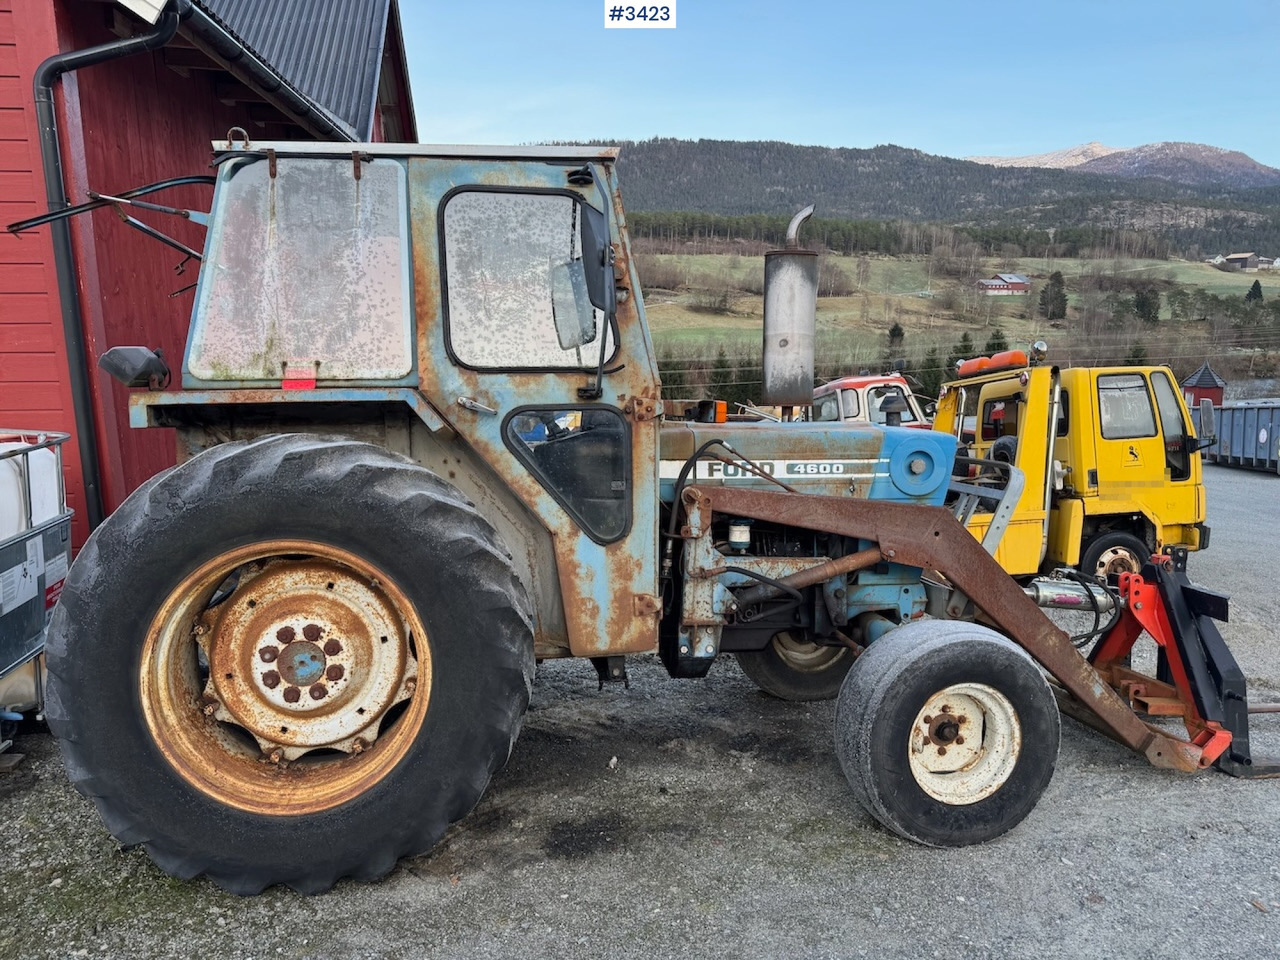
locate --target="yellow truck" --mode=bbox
[933,345,1211,578]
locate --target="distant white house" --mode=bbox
[1206,254,1226,265]
[1259,256,1276,270]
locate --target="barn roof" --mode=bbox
[1226,252,1257,260]
[1181,362,1226,389]
[190,0,408,141]
[995,273,1030,284]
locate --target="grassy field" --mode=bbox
[637,252,1280,392]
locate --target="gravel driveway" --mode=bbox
[2,464,1277,959]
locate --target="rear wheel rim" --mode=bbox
[907,683,1020,805]
[770,631,849,673]
[139,539,430,816]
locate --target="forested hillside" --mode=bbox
[609,139,1280,256]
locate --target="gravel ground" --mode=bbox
[2,464,1278,959]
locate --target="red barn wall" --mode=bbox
[59,8,259,518]
[0,0,88,541]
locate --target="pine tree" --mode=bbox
[1246,279,1264,303]
[983,328,1009,353]
[1134,288,1161,325]
[708,344,735,400]
[920,345,944,398]
[658,347,691,401]
[1038,270,1067,321]
[946,332,976,378]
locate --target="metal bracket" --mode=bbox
[633,594,662,616]
[590,656,629,690]
[625,396,661,422]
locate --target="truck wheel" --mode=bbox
[1080,531,1149,579]
[44,435,534,895]
[834,620,1059,846]
[737,630,853,701]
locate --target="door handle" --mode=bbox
[457,396,497,416]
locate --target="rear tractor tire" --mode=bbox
[736,630,854,702]
[834,620,1059,846]
[45,435,535,895]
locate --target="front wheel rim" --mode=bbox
[1093,545,1142,578]
[139,540,431,816]
[907,683,1021,805]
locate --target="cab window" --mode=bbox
[442,190,614,370]
[813,393,841,422]
[504,407,630,542]
[1150,371,1191,480]
[981,397,1020,440]
[868,385,917,424]
[842,389,861,418]
[1098,374,1157,440]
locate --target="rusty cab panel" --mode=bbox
[137,143,662,661]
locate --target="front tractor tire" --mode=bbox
[45,435,535,895]
[834,620,1059,847]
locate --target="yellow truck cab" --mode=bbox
[933,345,1209,578]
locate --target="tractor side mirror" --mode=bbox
[550,259,596,350]
[579,193,616,324]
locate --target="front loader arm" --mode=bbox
[692,485,1206,772]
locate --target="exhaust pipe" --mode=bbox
[761,205,817,409]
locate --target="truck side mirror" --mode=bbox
[1193,398,1217,452]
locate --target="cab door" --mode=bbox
[410,157,662,657]
[1091,370,1167,509]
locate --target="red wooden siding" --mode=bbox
[56,13,274,518]
[0,0,86,541]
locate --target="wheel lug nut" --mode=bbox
[262,670,281,689]
[283,686,301,703]
[276,626,295,644]
[923,715,932,723]
[259,647,278,663]
[323,639,343,656]
[941,705,951,713]
[956,736,965,745]
[303,624,322,642]
[309,684,327,700]
[937,747,947,756]
[326,664,345,681]
[202,700,219,716]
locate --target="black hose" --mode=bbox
[722,566,803,622]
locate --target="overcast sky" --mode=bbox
[400,0,1278,166]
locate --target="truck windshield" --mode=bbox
[189,156,413,382]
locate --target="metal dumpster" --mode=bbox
[0,430,73,722]
[1193,401,1280,474]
